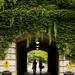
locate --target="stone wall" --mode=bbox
[0,42,16,75]
[0,42,75,75]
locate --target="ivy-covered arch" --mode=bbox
[0,0,75,61]
[16,31,58,75]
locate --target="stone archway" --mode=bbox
[16,33,59,75]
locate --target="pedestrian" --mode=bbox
[32,59,37,74]
[39,59,44,74]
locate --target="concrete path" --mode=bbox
[27,62,48,73]
[25,72,50,75]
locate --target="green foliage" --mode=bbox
[27,50,48,63]
[0,7,75,43]
[0,48,8,60]
[0,0,17,11]
[0,36,10,59]
[17,0,55,5]
[0,0,75,61]
[0,0,5,11]
[56,0,75,9]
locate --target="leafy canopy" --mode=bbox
[0,0,75,61]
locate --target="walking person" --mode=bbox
[32,59,37,74]
[39,59,44,74]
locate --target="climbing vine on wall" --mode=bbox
[0,0,75,61]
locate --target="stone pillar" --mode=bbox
[48,41,59,75]
[16,41,27,75]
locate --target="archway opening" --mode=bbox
[27,50,48,73]
[16,33,59,75]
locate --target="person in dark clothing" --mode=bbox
[32,59,37,74]
[39,59,44,74]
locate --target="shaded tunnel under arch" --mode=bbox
[16,39,59,75]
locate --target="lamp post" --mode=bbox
[36,41,39,50]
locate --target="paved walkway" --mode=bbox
[27,62,49,75]
[27,62,48,73]
[25,72,50,75]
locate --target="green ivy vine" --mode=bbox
[0,0,75,61]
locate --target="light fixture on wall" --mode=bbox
[36,41,39,50]
[36,41,39,44]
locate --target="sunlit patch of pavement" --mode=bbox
[27,62,48,74]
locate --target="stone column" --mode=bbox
[48,41,59,75]
[16,41,27,75]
